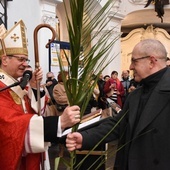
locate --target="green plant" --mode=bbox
[57,0,121,169]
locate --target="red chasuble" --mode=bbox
[0,81,41,170]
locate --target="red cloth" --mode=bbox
[0,81,41,170]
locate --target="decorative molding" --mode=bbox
[40,1,60,39]
[121,25,170,72]
[108,11,125,20]
[112,0,122,12]
[128,0,147,5]
[41,0,62,4]
[92,29,121,41]
[41,2,57,27]
[141,25,156,40]
[108,0,125,20]
[41,14,60,39]
[42,15,59,25]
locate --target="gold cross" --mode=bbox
[11,33,19,42]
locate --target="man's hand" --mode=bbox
[129,85,136,92]
[30,67,43,88]
[60,105,80,130]
[46,81,53,86]
[66,132,83,151]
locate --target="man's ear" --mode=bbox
[1,55,8,66]
[149,56,157,68]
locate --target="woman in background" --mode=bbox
[53,71,69,115]
[104,71,124,108]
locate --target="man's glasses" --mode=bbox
[8,55,30,64]
[131,56,150,64]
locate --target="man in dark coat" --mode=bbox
[46,71,58,104]
[66,39,170,170]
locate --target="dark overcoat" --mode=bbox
[81,68,170,170]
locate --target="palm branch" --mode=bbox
[57,0,121,169]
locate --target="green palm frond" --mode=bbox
[57,0,121,169]
[58,0,120,115]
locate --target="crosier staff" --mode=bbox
[33,24,56,170]
[33,24,56,115]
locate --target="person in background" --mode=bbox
[103,74,110,82]
[84,74,99,115]
[121,70,131,105]
[42,71,58,117]
[104,71,124,108]
[0,20,80,170]
[91,74,100,112]
[128,74,141,93]
[45,71,58,104]
[66,39,170,170]
[97,73,107,109]
[52,71,70,157]
[53,71,69,115]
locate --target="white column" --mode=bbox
[39,0,62,82]
[101,0,125,78]
[91,24,122,78]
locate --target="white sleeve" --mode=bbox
[27,87,45,114]
[24,115,50,153]
[57,116,62,137]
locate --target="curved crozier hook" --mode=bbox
[33,24,56,68]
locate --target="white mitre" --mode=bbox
[0,20,28,57]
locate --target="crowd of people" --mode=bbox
[44,68,139,118]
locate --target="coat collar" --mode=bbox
[129,68,170,137]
